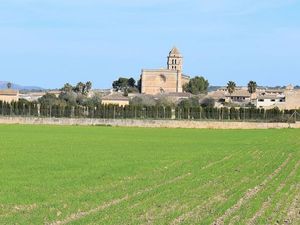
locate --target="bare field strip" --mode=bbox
[0,125,300,225]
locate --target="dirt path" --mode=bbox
[211,154,292,225]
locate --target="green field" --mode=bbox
[0,125,300,225]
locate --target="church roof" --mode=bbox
[169,47,181,55]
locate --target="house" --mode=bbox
[19,92,45,102]
[101,92,129,107]
[255,86,300,110]
[225,89,251,103]
[208,88,251,105]
[47,90,62,97]
[255,94,286,108]
[0,89,19,103]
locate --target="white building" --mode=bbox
[255,94,286,108]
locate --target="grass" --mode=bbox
[0,125,299,225]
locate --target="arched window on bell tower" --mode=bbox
[167,47,183,71]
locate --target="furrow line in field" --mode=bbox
[170,193,226,225]
[282,185,300,224]
[47,173,192,225]
[247,160,300,225]
[47,155,235,225]
[201,155,233,170]
[82,160,183,196]
[0,203,37,218]
[139,154,240,224]
[211,154,292,225]
[136,173,229,225]
[169,164,271,225]
[168,151,259,225]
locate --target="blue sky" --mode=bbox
[0,0,299,88]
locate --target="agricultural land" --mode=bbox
[0,125,300,224]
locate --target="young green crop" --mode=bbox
[0,125,299,224]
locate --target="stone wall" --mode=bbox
[0,116,299,129]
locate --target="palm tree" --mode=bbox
[247,81,257,94]
[7,82,12,89]
[85,81,92,94]
[227,81,236,102]
[62,83,73,93]
[248,81,257,101]
[75,82,85,94]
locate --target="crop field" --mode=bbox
[0,125,300,225]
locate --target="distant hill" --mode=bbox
[0,81,44,91]
[208,86,222,92]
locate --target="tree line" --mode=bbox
[0,100,299,122]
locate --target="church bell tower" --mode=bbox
[167,47,183,71]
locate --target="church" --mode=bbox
[141,47,190,95]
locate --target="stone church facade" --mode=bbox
[141,47,190,95]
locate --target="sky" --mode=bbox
[0,0,300,89]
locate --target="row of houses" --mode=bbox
[208,85,300,110]
[0,89,131,107]
[0,90,65,103]
[1,84,299,110]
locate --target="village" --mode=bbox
[1,47,300,111]
[2,1,300,224]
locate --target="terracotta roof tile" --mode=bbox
[101,93,129,101]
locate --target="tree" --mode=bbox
[59,91,77,106]
[38,93,60,106]
[183,76,209,95]
[61,81,92,96]
[227,81,236,103]
[84,81,92,94]
[112,77,139,93]
[178,97,200,108]
[227,81,236,95]
[61,83,73,93]
[200,97,215,107]
[7,82,12,89]
[128,78,136,87]
[156,96,176,107]
[137,79,142,93]
[74,82,85,94]
[112,77,129,91]
[247,81,257,94]
[130,95,156,107]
